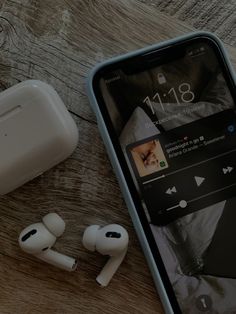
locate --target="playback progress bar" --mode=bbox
[166,200,187,211]
[165,182,236,212]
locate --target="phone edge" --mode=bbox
[85,31,236,314]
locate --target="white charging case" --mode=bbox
[0,80,78,195]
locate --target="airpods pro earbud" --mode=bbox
[82,224,129,287]
[19,213,78,272]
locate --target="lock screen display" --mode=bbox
[97,38,236,313]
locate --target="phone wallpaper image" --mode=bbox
[99,40,236,313]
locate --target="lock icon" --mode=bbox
[157,73,166,84]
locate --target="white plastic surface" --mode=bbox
[96,249,127,287]
[83,224,129,286]
[19,222,56,254]
[0,80,78,195]
[37,249,78,272]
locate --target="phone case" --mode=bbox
[86,32,236,313]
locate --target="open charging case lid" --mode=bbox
[0,80,78,195]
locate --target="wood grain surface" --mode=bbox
[0,1,235,313]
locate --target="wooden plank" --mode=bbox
[0,0,235,313]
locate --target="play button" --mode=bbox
[194,176,205,187]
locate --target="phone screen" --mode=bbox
[96,37,236,313]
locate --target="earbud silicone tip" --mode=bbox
[42,213,65,237]
[82,225,100,252]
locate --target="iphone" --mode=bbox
[87,32,236,313]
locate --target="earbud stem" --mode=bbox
[37,249,78,272]
[96,248,127,287]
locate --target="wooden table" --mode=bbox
[0,1,235,313]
